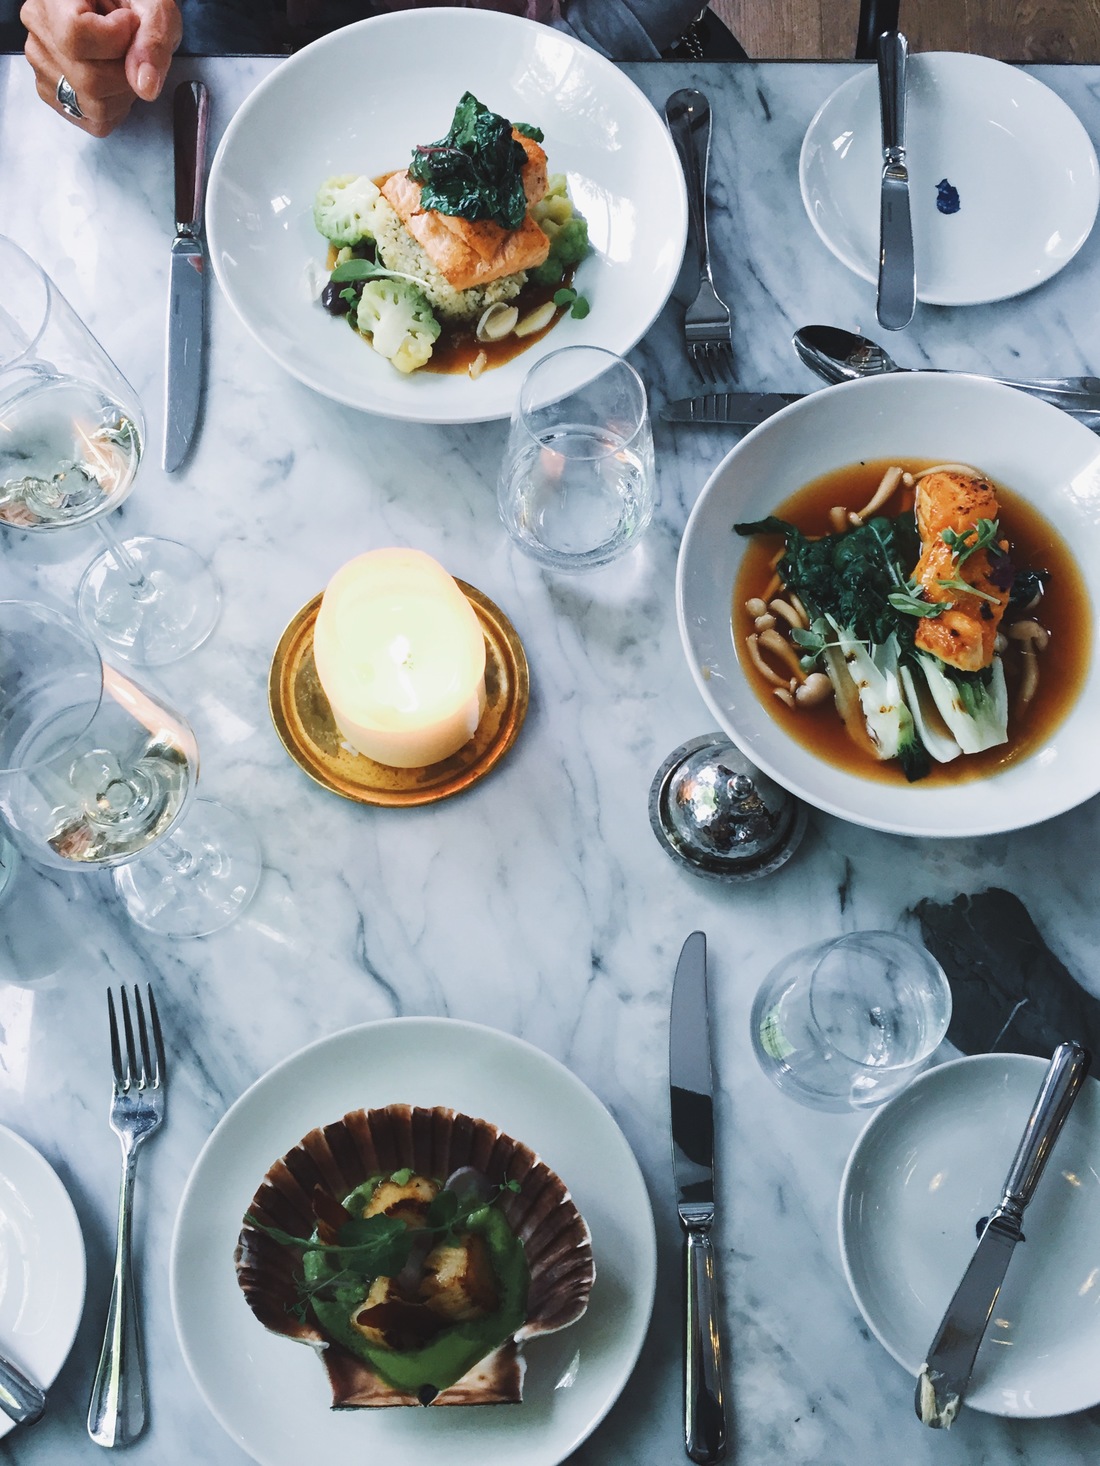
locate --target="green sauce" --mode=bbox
[302,1178,529,1395]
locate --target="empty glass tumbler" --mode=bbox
[497,346,656,570]
[750,931,952,1111]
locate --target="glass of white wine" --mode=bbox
[0,234,220,666]
[0,600,261,938]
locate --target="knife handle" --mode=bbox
[1000,1041,1091,1217]
[174,81,210,236]
[877,31,908,157]
[683,1227,726,1463]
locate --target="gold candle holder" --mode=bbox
[268,581,529,806]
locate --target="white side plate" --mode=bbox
[800,54,1100,305]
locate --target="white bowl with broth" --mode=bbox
[676,372,1100,838]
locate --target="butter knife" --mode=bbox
[662,391,803,426]
[670,931,727,1463]
[876,31,916,331]
[0,1350,45,1426]
[916,1041,1091,1429]
[163,80,210,472]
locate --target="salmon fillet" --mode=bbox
[912,470,1011,672]
[381,132,551,292]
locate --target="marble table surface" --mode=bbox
[3,44,1100,1466]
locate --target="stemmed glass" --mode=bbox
[0,600,261,938]
[0,234,220,666]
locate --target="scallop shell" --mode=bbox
[235,1104,595,1407]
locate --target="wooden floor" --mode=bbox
[709,0,1100,62]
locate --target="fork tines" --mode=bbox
[107,986,166,1092]
[689,338,735,385]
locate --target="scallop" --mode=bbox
[235,1104,595,1408]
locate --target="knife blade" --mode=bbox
[670,931,727,1463]
[163,80,210,472]
[662,391,803,426]
[916,1041,1091,1429]
[876,31,916,332]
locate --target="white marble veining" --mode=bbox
[2,49,1100,1466]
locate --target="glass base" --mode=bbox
[112,799,261,938]
[77,535,221,666]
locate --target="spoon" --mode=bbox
[794,325,1100,413]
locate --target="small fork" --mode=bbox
[665,88,735,384]
[87,987,166,1449]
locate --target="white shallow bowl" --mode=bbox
[0,1124,85,1440]
[800,53,1100,305]
[170,1017,656,1466]
[206,8,687,424]
[839,1053,1100,1418]
[675,371,1100,838]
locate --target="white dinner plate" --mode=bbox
[839,1053,1100,1417]
[206,8,687,424]
[170,1017,656,1466]
[0,1123,85,1438]
[800,53,1100,305]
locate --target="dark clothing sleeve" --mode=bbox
[178,0,703,59]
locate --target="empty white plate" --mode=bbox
[839,1053,1100,1417]
[800,54,1100,305]
[0,1123,86,1439]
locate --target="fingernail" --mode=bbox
[137,63,160,99]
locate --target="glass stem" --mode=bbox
[157,828,197,876]
[94,517,154,598]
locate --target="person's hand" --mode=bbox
[22,0,182,137]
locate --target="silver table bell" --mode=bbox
[649,733,807,881]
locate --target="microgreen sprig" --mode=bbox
[941,518,1001,567]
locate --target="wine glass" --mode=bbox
[750,931,953,1111]
[0,234,220,666]
[0,600,261,938]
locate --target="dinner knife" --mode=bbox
[916,1041,1091,1429]
[662,391,803,426]
[163,80,210,472]
[876,31,916,331]
[0,1350,45,1427]
[670,931,727,1463]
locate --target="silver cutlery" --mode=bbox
[664,90,735,384]
[0,1350,45,1427]
[916,1041,1091,1429]
[87,987,167,1448]
[163,80,210,472]
[663,390,803,427]
[793,324,1100,414]
[669,931,727,1463]
[875,31,916,331]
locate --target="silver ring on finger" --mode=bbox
[55,75,85,120]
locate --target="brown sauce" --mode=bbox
[732,458,1092,785]
[327,225,573,378]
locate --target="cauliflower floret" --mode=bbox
[313,175,382,248]
[354,278,441,373]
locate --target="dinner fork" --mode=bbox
[665,89,735,384]
[87,987,166,1448]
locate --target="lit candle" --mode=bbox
[312,549,487,769]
